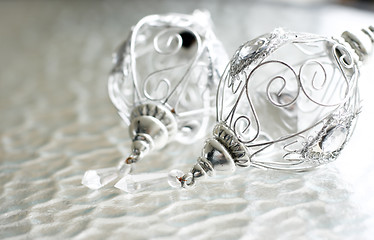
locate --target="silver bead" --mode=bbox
[190,163,206,179]
[213,122,250,167]
[197,157,214,177]
[201,138,236,173]
[341,28,373,61]
[129,116,168,150]
[127,103,178,163]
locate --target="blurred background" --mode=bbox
[1,1,374,239]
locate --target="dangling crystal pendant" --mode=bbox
[81,167,119,190]
[81,161,132,190]
[83,10,228,191]
[114,172,168,193]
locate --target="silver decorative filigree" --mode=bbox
[215,29,361,170]
[109,11,227,146]
[171,26,372,188]
[82,10,228,190]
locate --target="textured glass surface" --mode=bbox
[1,1,374,239]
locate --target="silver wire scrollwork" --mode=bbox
[108,11,228,144]
[143,27,202,103]
[153,28,183,55]
[217,30,361,170]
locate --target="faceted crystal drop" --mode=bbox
[114,172,167,193]
[167,169,185,188]
[81,167,118,190]
[81,162,132,190]
[320,125,348,153]
[114,175,139,193]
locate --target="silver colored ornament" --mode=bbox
[170,26,373,189]
[82,10,228,190]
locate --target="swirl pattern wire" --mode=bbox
[1,1,374,239]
